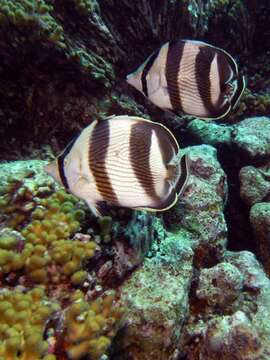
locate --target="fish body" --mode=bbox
[127,39,245,120]
[45,115,190,217]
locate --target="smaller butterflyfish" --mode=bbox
[126,39,246,120]
[45,115,190,217]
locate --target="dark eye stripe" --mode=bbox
[176,154,190,196]
[141,48,160,97]
[89,121,118,204]
[57,132,81,190]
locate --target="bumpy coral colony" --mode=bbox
[0,168,124,359]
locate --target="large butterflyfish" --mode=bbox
[126,39,245,120]
[45,115,190,217]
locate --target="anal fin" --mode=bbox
[88,201,109,218]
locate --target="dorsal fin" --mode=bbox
[88,201,109,218]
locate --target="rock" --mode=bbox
[166,145,228,268]
[196,263,244,310]
[181,250,270,359]
[0,160,55,191]
[250,202,270,274]
[0,160,58,228]
[0,1,266,156]
[114,231,194,360]
[232,117,270,160]
[239,164,270,206]
[201,311,262,360]
[187,119,233,146]
[224,250,269,293]
[114,144,229,358]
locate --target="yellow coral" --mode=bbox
[20,190,96,284]
[64,291,124,359]
[0,189,96,286]
[0,287,59,360]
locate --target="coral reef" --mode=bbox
[64,290,124,360]
[0,160,126,359]
[0,161,97,286]
[1,0,270,359]
[115,230,194,360]
[181,251,270,359]
[70,0,99,16]
[0,286,59,360]
[232,117,270,160]
[0,0,269,156]
[187,119,233,147]
[0,286,124,360]
[240,164,270,206]
[175,145,228,267]
[0,0,65,46]
[250,203,270,274]
[0,160,57,229]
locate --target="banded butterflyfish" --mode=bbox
[126,39,245,120]
[45,115,190,217]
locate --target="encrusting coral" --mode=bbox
[0,287,59,360]
[0,190,96,285]
[0,160,126,359]
[70,0,99,16]
[0,167,56,230]
[63,290,124,359]
[0,189,97,286]
[0,0,65,47]
[0,287,124,359]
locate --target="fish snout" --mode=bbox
[126,71,142,93]
[44,160,61,184]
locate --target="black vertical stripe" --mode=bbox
[89,121,118,203]
[216,50,244,115]
[165,40,184,112]
[231,75,245,110]
[57,132,81,190]
[175,154,189,196]
[216,51,234,109]
[129,123,160,202]
[156,153,190,210]
[141,48,160,97]
[195,46,217,116]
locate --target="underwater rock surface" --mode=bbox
[250,203,270,275]
[182,251,270,359]
[232,117,270,160]
[240,164,270,206]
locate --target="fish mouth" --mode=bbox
[44,160,61,184]
[44,162,52,175]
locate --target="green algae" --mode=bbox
[0,0,65,46]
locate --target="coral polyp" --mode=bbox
[0,287,59,360]
[64,290,124,360]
